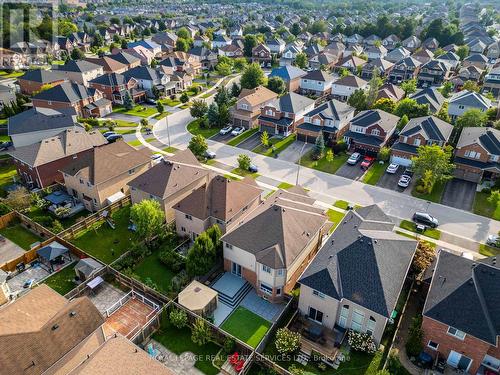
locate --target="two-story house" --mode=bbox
[412,48,435,65]
[401,36,421,52]
[122,66,168,98]
[389,56,422,84]
[279,45,301,66]
[52,60,104,86]
[308,52,338,71]
[108,51,142,70]
[296,99,355,143]
[462,53,489,70]
[335,55,367,74]
[361,58,394,80]
[386,47,411,63]
[417,60,452,87]
[269,65,307,93]
[343,109,400,154]
[299,70,335,97]
[382,34,401,51]
[298,205,417,346]
[84,56,129,74]
[331,75,369,102]
[258,92,315,136]
[410,87,446,113]
[483,66,500,98]
[231,86,278,129]
[89,73,146,104]
[422,251,500,375]
[448,90,492,120]
[391,116,453,167]
[365,45,388,60]
[221,187,331,303]
[437,51,460,69]
[17,69,67,95]
[251,44,272,67]
[267,38,286,55]
[453,127,499,183]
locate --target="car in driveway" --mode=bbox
[360,156,375,170]
[487,234,499,247]
[231,127,244,136]
[204,150,216,159]
[412,212,439,228]
[397,174,411,189]
[347,152,361,165]
[151,154,163,164]
[106,134,123,143]
[386,163,400,174]
[248,164,258,173]
[219,126,233,135]
[103,131,117,138]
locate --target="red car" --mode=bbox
[360,156,375,169]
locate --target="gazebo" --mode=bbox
[37,241,71,272]
[178,280,218,317]
[74,258,104,281]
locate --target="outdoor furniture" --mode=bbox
[305,321,323,341]
[229,353,239,365]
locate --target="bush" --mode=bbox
[191,317,212,346]
[169,308,188,329]
[332,140,347,154]
[159,247,185,272]
[170,269,190,293]
[237,154,251,170]
[347,330,377,354]
[222,337,235,354]
[405,315,423,357]
[51,219,64,234]
[275,328,301,355]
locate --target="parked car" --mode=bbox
[360,156,375,170]
[248,164,258,173]
[347,152,361,165]
[0,141,13,151]
[205,150,216,159]
[486,234,499,247]
[146,98,157,105]
[151,154,163,164]
[102,131,116,138]
[397,174,411,189]
[231,127,244,136]
[106,134,123,143]
[403,167,414,177]
[386,163,400,174]
[412,212,439,228]
[219,125,233,135]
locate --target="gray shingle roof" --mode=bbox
[457,127,500,155]
[350,109,400,132]
[267,92,314,114]
[305,99,354,122]
[449,90,491,109]
[32,82,97,103]
[410,88,445,113]
[18,69,66,84]
[52,60,102,73]
[8,107,78,136]
[400,116,453,142]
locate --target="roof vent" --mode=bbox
[51,324,59,331]
[69,311,77,317]
[374,239,378,244]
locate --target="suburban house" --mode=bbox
[251,44,272,66]
[269,65,307,93]
[382,34,401,50]
[458,65,484,83]
[231,86,278,129]
[308,52,338,71]
[298,205,417,346]
[108,51,142,70]
[267,38,286,55]
[16,69,67,95]
[7,107,79,148]
[401,36,421,51]
[89,73,146,104]
[160,51,202,76]
[483,66,500,98]
[127,39,162,57]
[422,251,500,374]
[389,56,422,84]
[365,45,388,60]
[52,60,104,86]
[122,66,169,98]
[9,128,107,188]
[417,60,452,87]
[335,55,367,74]
[453,127,500,183]
[331,75,369,102]
[218,44,244,59]
[391,116,453,167]
[422,37,440,51]
[174,175,262,239]
[410,88,445,113]
[462,53,489,70]
[412,48,435,64]
[361,58,394,80]
[190,46,219,69]
[84,56,129,74]
[343,109,400,154]
[212,34,232,48]
[377,83,405,102]
[61,141,152,211]
[31,82,112,118]
[152,32,178,50]
[437,51,461,69]
[279,45,301,66]
[385,47,411,63]
[128,150,211,222]
[221,187,331,303]
[299,70,335,97]
[296,99,355,143]
[258,92,316,136]
[448,90,492,120]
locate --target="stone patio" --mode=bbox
[87,281,128,315]
[240,290,286,322]
[0,237,25,264]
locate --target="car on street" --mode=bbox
[397,174,411,189]
[106,134,123,143]
[146,98,157,105]
[205,150,216,159]
[412,212,439,228]
[231,127,244,136]
[386,163,400,174]
[360,156,375,170]
[248,164,258,173]
[486,234,499,247]
[347,152,361,165]
[102,131,116,138]
[219,126,233,135]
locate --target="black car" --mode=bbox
[0,141,13,151]
[106,134,123,143]
[412,212,439,228]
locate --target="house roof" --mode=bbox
[18,69,66,84]
[449,90,491,109]
[456,127,500,155]
[334,75,368,88]
[305,99,354,122]
[8,107,78,136]
[60,141,151,185]
[410,87,445,113]
[270,65,307,81]
[89,72,129,87]
[299,205,417,318]
[238,86,277,106]
[350,109,399,132]
[302,69,333,82]
[266,92,315,114]
[33,82,98,104]
[400,116,453,142]
[52,60,102,73]
[108,51,141,66]
[123,66,162,82]
[84,56,128,72]
[377,83,405,102]
[337,55,367,67]
[423,251,500,345]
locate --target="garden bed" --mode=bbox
[230,168,259,179]
[220,307,271,348]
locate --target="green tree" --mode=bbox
[267,76,286,95]
[176,27,190,39]
[156,101,164,115]
[411,145,454,191]
[206,224,222,257]
[290,23,301,36]
[123,91,133,110]
[394,98,430,119]
[401,79,417,96]
[207,103,220,127]
[462,80,480,92]
[70,48,85,60]
[130,199,165,242]
[339,67,350,77]
[214,86,230,107]
[294,52,308,69]
[456,108,488,128]
[325,149,334,163]
[309,20,327,34]
[240,63,266,89]
[188,134,208,158]
[191,318,212,346]
[58,20,78,36]
[366,69,383,108]
[243,34,258,57]
[261,131,269,147]
[237,154,251,170]
[190,99,208,118]
[347,89,368,112]
[456,45,469,60]
[436,102,451,123]
[233,57,247,71]
[180,92,189,103]
[372,98,396,113]
[378,146,391,162]
[51,219,64,234]
[440,81,453,98]
[186,232,216,276]
[169,308,188,329]
[398,114,409,130]
[230,82,241,98]
[176,38,189,52]
[313,132,325,160]
[216,61,232,76]
[275,328,301,355]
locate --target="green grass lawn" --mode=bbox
[127,138,154,147]
[334,200,350,210]
[252,134,296,156]
[479,243,500,257]
[226,128,258,146]
[153,319,220,375]
[411,180,446,203]
[399,219,441,240]
[0,119,7,126]
[327,209,346,233]
[277,182,294,190]
[0,223,42,250]
[187,118,220,138]
[0,70,24,79]
[300,151,349,175]
[113,105,157,118]
[71,206,137,264]
[473,191,500,220]
[132,249,175,294]
[230,168,259,179]
[160,98,181,107]
[221,307,271,348]
[25,205,90,232]
[163,146,178,153]
[0,163,17,197]
[154,112,170,120]
[362,161,388,185]
[0,135,10,142]
[43,261,77,295]
[111,119,138,127]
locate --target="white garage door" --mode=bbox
[390,155,412,167]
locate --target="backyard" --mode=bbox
[42,261,77,295]
[132,248,176,294]
[220,307,271,348]
[300,151,349,175]
[0,221,42,250]
[0,162,17,197]
[25,205,90,233]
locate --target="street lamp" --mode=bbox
[296,141,308,186]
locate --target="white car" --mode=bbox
[231,127,244,136]
[386,163,399,174]
[151,154,163,164]
[487,234,499,247]
[219,126,233,135]
[347,152,361,165]
[397,174,411,188]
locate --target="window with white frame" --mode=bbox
[464,150,481,159]
[312,289,325,299]
[351,309,365,332]
[260,282,273,295]
[308,306,324,323]
[277,269,284,276]
[262,265,271,273]
[490,155,499,162]
[447,326,466,340]
[239,103,249,110]
[413,138,421,146]
[427,340,439,350]
[185,214,192,220]
[266,109,274,116]
[225,243,233,249]
[371,129,380,136]
[366,316,376,335]
[352,126,365,133]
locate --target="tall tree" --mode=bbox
[294,52,308,69]
[267,76,286,95]
[240,63,266,89]
[366,69,383,108]
[190,100,208,118]
[243,34,258,57]
[456,108,488,128]
[411,145,454,191]
[130,200,165,242]
[401,79,417,96]
[188,134,208,157]
[348,89,368,112]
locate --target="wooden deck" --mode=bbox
[103,297,155,339]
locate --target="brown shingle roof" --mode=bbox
[238,86,278,106]
[84,57,127,72]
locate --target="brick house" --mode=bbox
[391,116,453,167]
[422,250,500,374]
[89,73,146,104]
[221,187,331,303]
[17,69,67,96]
[343,109,400,154]
[8,128,107,188]
[258,92,315,136]
[84,56,129,74]
[231,86,278,129]
[251,44,272,66]
[389,56,422,84]
[52,60,104,86]
[108,51,142,70]
[417,60,452,87]
[269,65,307,93]
[453,127,500,183]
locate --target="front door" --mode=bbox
[448,351,472,371]
[231,262,241,277]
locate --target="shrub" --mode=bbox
[332,140,347,154]
[222,337,235,354]
[51,219,64,234]
[237,154,251,170]
[170,270,190,293]
[159,247,185,271]
[406,315,423,357]
[347,330,377,354]
[169,308,188,329]
[191,318,212,346]
[275,328,301,354]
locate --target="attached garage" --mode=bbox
[453,167,482,183]
[390,154,412,167]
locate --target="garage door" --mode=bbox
[390,155,412,167]
[453,168,482,183]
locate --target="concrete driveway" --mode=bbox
[237,133,261,150]
[277,141,313,163]
[377,168,414,195]
[104,113,141,123]
[441,178,477,211]
[210,132,233,144]
[335,161,368,180]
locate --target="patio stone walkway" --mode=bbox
[240,290,285,322]
[88,281,127,315]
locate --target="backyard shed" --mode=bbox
[178,280,218,316]
[74,258,104,281]
[37,241,71,272]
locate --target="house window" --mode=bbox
[225,243,233,249]
[276,287,282,296]
[277,269,284,276]
[366,316,376,335]
[413,138,421,146]
[465,150,481,159]
[260,282,273,295]
[265,109,274,116]
[185,214,193,220]
[239,103,249,110]
[491,155,499,162]
[308,306,324,323]
[371,129,380,136]
[351,309,365,332]
[128,168,135,175]
[181,226,186,232]
[312,289,325,299]
[262,264,271,273]
[427,340,439,350]
[458,105,465,109]
[339,305,349,328]
[447,327,465,340]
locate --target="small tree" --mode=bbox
[267,76,286,95]
[190,99,208,118]
[186,232,216,276]
[463,80,480,92]
[440,81,453,98]
[216,61,233,76]
[261,131,269,147]
[325,149,334,163]
[347,330,377,354]
[294,52,308,69]
[156,101,164,115]
[206,224,222,254]
[398,114,409,130]
[123,91,133,110]
[51,220,64,234]
[237,154,251,170]
[230,82,241,98]
[275,328,301,355]
[347,89,368,112]
[412,242,435,273]
[436,102,451,123]
[169,308,188,329]
[130,199,165,242]
[377,146,391,162]
[313,132,325,160]
[140,118,149,130]
[4,187,31,211]
[456,108,488,128]
[191,318,212,346]
[70,47,85,60]
[180,92,189,103]
[188,134,208,158]
[406,315,423,357]
[401,79,417,96]
[372,98,396,113]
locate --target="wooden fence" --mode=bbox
[0,211,16,229]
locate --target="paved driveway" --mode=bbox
[335,161,368,180]
[237,132,261,150]
[210,132,233,143]
[277,141,313,163]
[377,168,414,195]
[441,178,477,211]
[104,113,141,123]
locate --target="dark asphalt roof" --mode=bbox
[391,141,418,154]
[305,99,354,122]
[351,109,399,133]
[53,60,102,73]
[8,107,78,136]
[89,73,127,86]
[400,116,453,142]
[18,69,65,83]
[108,52,141,66]
[454,156,500,172]
[410,88,445,113]
[259,116,293,126]
[267,92,315,114]
[33,82,97,103]
[302,69,333,82]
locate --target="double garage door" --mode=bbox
[390,155,412,167]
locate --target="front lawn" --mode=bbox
[220,307,271,348]
[327,209,346,233]
[0,70,24,79]
[127,138,154,147]
[362,161,388,185]
[277,182,294,190]
[479,243,500,257]
[153,318,220,375]
[0,162,18,197]
[411,180,446,203]
[132,249,176,294]
[230,168,259,179]
[163,146,178,153]
[187,118,220,138]
[252,134,295,157]
[227,128,258,146]
[160,98,181,107]
[301,151,349,175]
[0,222,42,250]
[43,261,77,295]
[473,191,500,220]
[71,206,137,264]
[399,219,441,240]
[113,105,157,118]
[112,119,138,127]
[154,112,170,120]
[334,200,349,210]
